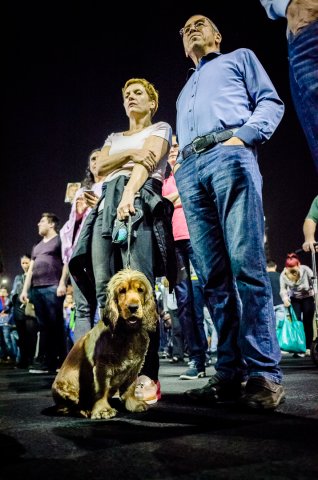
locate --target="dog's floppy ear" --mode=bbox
[143,285,159,332]
[105,288,119,329]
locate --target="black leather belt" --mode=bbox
[181,128,238,160]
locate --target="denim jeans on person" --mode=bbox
[274,304,285,329]
[174,143,282,384]
[191,278,210,350]
[290,296,315,349]
[91,204,160,381]
[174,239,206,370]
[288,20,318,173]
[167,307,184,360]
[31,286,66,370]
[71,273,98,342]
[0,324,15,359]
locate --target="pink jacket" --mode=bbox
[60,181,104,264]
[162,173,189,241]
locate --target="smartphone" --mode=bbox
[84,190,95,195]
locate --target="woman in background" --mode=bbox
[280,252,315,353]
[60,149,104,340]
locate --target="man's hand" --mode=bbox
[223,136,245,146]
[57,283,67,297]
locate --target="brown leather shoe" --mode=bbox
[240,377,285,410]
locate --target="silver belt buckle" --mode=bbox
[192,136,207,154]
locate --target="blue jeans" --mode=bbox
[191,278,209,351]
[31,286,66,370]
[288,20,318,174]
[71,274,97,342]
[91,206,159,381]
[174,239,206,369]
[0,324,15,359]
[175,143,282,383]
[92,209,155,310]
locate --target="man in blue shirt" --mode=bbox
[174,14,285,410]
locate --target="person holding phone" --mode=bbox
[60,148,104,340]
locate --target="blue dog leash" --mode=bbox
[125,214,132,269]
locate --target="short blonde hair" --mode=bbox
[122,78,159,117]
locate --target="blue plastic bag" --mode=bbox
[276,306,306,353]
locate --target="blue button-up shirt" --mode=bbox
[176,48,284,152]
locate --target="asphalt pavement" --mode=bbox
[1,354,317,480]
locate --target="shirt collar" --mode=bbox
[186,51,221,80]
[198,51,221,68]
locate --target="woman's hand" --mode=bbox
[83,191,100,208]
[75,196,88,217]
[117,187,136,220]
[283,299,291,308]
[131,149,157,173]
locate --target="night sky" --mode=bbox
[2,0,317,286]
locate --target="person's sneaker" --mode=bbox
[169,356,183,363]
[134,375,158,405]
[179,361,206,380]
[240,377,285,410]
[293,353,305,358]
[185,374,242,402]
[205,352,213,367]
[29,363,50,374]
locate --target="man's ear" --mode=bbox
[215,32,222,48]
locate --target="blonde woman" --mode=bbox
[70,78,176,402]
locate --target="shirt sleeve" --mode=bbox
[150,122,172,144]
[279,271,289,302]
[306,196,318,223]
[258,0,290,19]
[235,49,285,145]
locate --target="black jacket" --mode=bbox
[69,175,177,304]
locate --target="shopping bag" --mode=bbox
[25,301,36,318]
[276,306,306,353]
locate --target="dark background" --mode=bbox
[1,0,317,285]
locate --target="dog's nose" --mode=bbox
[128,304,139,313]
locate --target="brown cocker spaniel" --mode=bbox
[52,268,158,419]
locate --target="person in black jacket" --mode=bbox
[70,78,176,401]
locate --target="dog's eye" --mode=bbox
[137,287,144,293]
[119,287,127,294]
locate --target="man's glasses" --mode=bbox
[179,19,208,38]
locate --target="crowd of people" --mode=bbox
[1,8,317,413]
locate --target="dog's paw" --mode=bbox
[125,396,149,413]
[78,409,91,418]
[91,406,117,420]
